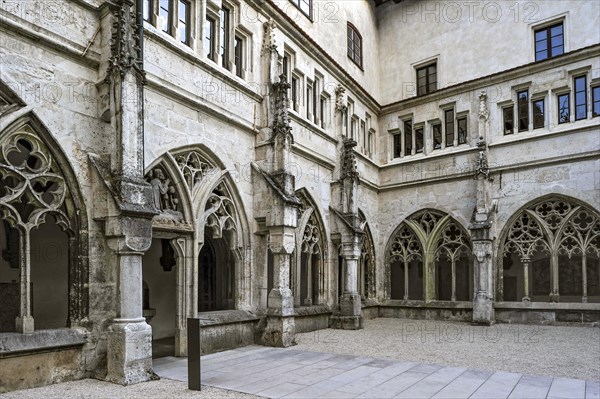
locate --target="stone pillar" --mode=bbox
[332,236,362,330]
[105,216,155,385]
[470,92,495,325]
[263,226,296,347]
[549,253,559,302]
[522,257,531,302]
[15,229,34,333]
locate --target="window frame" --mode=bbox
[534,22,564,62]
[502,105,515,135]
[517,90,529,132]
[289,0,312,19]
[403,118,413,156]
[414,124,424,154]
[532,98,545,129]
[432,123,442,150]
[557,93,570,124]
[444,109,454,147]
[392,131,402,159]
[177,0,190,45]
[205,16,217,62]
[158,0,172,34]
[234,35,244,78]
[416,63,437,96]
[574,75,588,121]
[456,114,467,145]
[347,22,363,69]
[220,7,231,69]
[592,86,600,118]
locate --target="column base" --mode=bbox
[330,315,362,330]
[549,292,560,303]
[106,319,156,385]
[261,314,295,347]
[175,327,187,357]
[331,293,362,330]
[472,292,494,325]
[15,315,34,334]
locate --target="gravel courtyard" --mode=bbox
[1,318,598,399]
[294,318,600,381]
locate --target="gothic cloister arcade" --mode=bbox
[385,210,473,302]
[142,145,251,357]
[499,195,600,304]
[0,115,89,334]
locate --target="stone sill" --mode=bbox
[294,305,332,317]
[0,329,87,358]
[381,300,474,309]
[494,302,600,311]
[196,310,260,327]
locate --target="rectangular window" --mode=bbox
[313,80,319,124]
[347,23,362,68]
[143,0,151,21]
[574,76,587,120]
[306,82,313,120]
[290,0,312,18]
[234,36,243,78]
[457,116,467,144]
[220,8,230,68]
[444,109,454,147]
[417,64,437,96]
[503,106,514,134]
[205,17,215,61]
[593,86,600,117]
[517,90,529,132]
[393,134,401,158]
[351,118,357,140]
[533,99,545,129]
[282,55,289,83]
[320,97,326,129]
[415,126,424,153]
[178,0,190,44]
[367,130,373,157]
[535,23,564,62]
[403,119,412,156]
[557,93,570,124]
[291,76,298,111]
[432,123,442,149]
[159,0,170,33]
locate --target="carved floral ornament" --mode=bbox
[502,199,600,260]
[0,126,70,232]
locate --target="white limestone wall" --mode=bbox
[376,0,600,105]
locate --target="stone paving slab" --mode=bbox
[153,345,596,399]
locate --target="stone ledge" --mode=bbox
[197,310,260,326]
[495,302,600,311]
[293,305,332,317]
[0,329,87,358]
[381,300,474,309]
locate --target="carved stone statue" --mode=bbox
[149,168,170,211]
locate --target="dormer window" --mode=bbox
[347,23,363,69]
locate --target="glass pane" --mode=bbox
[576,91,586,105]
[143,0,150,20]
[503,107,514,134]
[550,24,563,36]
[535,30,546,41]
[558,94,570,123]
[457,118,467,144]
[433,124,442,149]
[575,77,586,91]
[415,128,423,152]
[205,18,214,58]
[575,105,586,120]
[593,87,600,116]
[159,0,169,32]
[536,50,548,62]
[533,100,544,128]
[535,40,547,51]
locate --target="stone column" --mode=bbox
[15,229,34,333]
[263,226,296,347]
[549,253,560,302]
[334,237,363,329]
[522,257,531,302]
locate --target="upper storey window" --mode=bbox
[535,23,564,61]
[347,23,362,69]
[145,0,191,46]
[417,63,437,96]
[290,0,312,18]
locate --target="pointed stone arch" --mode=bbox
[498,194,600,303]
[358,209,376,300]
[0,113,89,332]
[384,209,472,302]
[293,188,328,307]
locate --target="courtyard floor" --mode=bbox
[1,318,598,399]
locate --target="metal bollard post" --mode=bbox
[187,317,201,391]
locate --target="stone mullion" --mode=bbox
[403,257,409,300]
[549,250,559,302]
[451,256,457,302]
[16,228,34,334]
[522,257,531,302]
[67,235,77,327]
[582,253,587,303]
[305,252,313,305]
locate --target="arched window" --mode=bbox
[500,197,600,303]
[0,120,87,333]
[386,210,472,302]
[347,22,363,68]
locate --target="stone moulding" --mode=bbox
[0,329,87,358]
